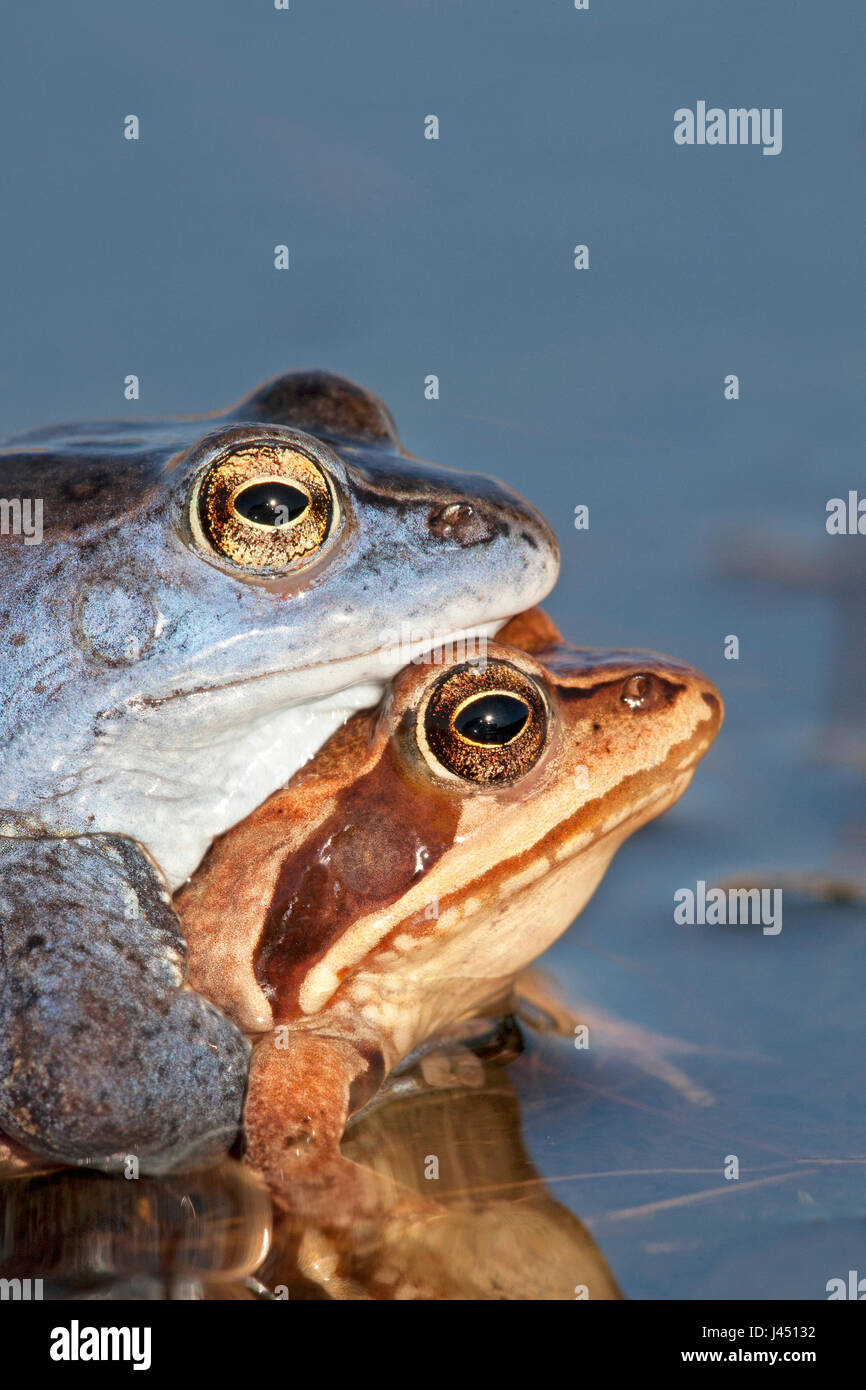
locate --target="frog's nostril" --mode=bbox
[427,501,501,547]
[621,674,651,710]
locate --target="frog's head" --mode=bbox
[179,609,722,1070]
[0,372,557,885]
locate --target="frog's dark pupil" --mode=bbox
[234,481,309,527]
[453,694,530,746]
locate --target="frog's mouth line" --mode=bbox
[122,618,507,713]
[296,741,715,1019]
[550,738,717,873]
[466,739,715,901]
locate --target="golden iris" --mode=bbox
[422,660,547,784]
[194,444,334,572]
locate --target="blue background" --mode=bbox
[2,1,864,1299]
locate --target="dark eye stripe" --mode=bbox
[233,480,310,528]
[453,693,530,746]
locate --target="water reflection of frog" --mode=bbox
[0,1059,621,1301]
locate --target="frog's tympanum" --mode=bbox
[0,372,558,1168]
[0,370,558,887]
[177,608,722,1211]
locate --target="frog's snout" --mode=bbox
[424,488,560,605]
[426,494,557,562]
[615,664,723,740]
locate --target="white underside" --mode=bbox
[94,620,505,889]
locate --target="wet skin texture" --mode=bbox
[0,370,558,888]
[0,834,249,1171]
[177,608,722,1209]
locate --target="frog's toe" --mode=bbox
[0,834,250,1173]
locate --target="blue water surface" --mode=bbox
[1,0,863,1300]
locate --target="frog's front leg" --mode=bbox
[244,1032,368,1178]
[243,1031,440,1227]
[0,833,250,1172]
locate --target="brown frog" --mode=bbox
[177,608,723,1214]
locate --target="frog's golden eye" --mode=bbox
[192,444,335,572]
[421,660,547,784]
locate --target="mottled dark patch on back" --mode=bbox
[254,748,460,1018]
[0,449,167,543]
[233,370,399,445]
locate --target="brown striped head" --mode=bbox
[177,608,722,1068]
